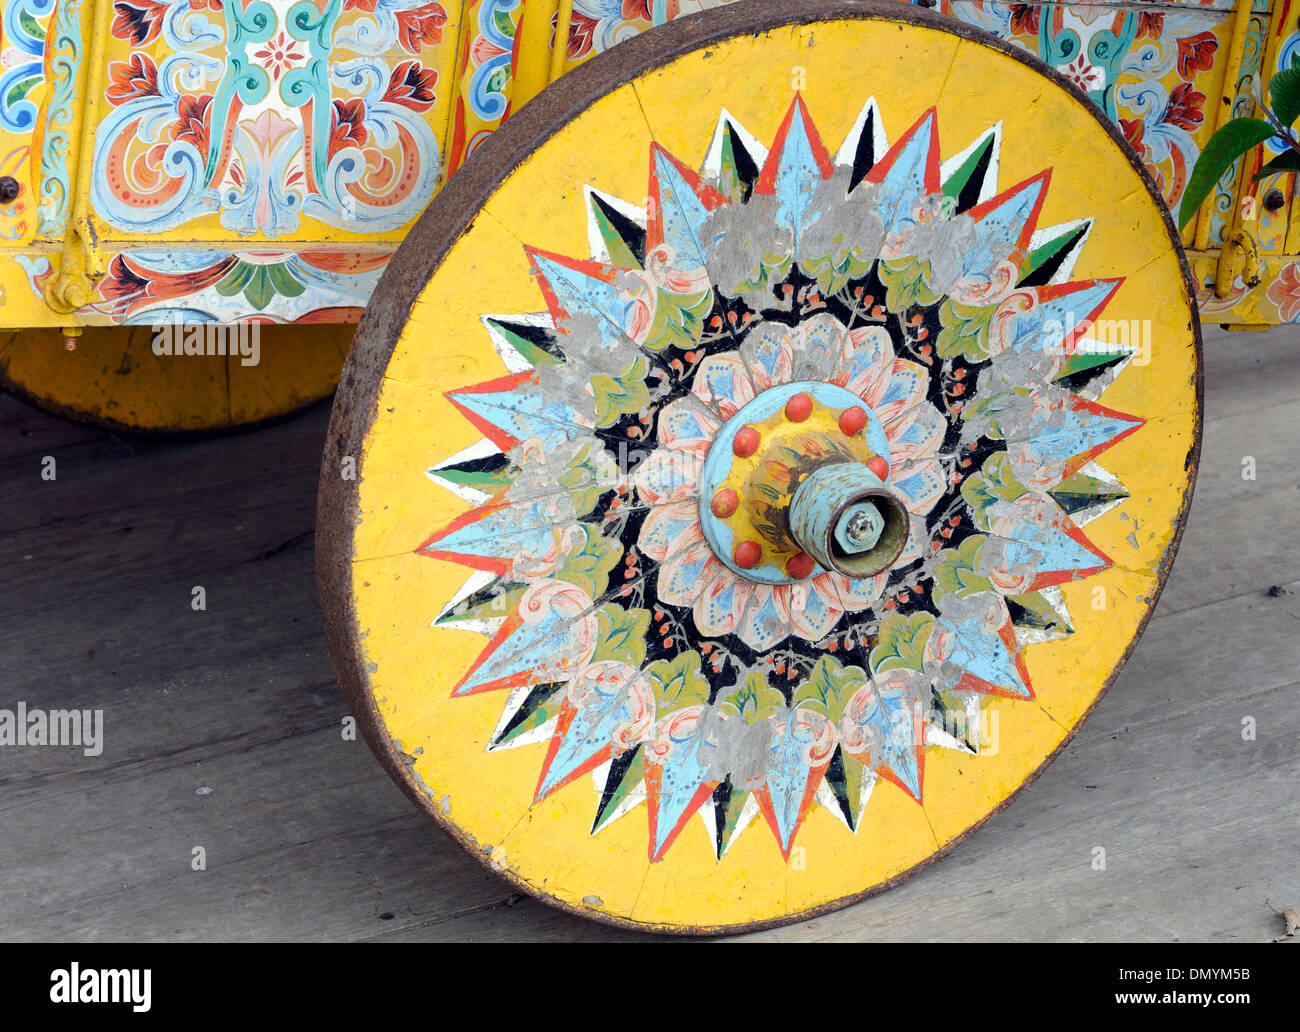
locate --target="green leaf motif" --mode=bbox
[1178,118,1277,228]
[732,253,794,302]
[879,256,939,312]
[937,299,995,362]
[870,612,936,675]
[642,289,713,353]
[647,652,710,714]
[590,356,651,429]
[793,656,867,722]
[553,525,620,598]
[213,260,305,310]
[720,672,787,723]
[931,535,994,602]
[591,605,650,669]
[496,692,564,747]
[557,441,617,517]
[960,452,1029,530]
[803,248,874,297]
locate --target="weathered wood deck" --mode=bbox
[2,324,1297,942]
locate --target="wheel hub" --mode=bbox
[696,380,909,584]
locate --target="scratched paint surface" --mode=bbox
[344,20,1199,929]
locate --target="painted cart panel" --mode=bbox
[0,0,1296,328]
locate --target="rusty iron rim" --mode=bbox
[316,0,1204,937]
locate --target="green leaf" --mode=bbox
[266,261,305,298]
[245,266,274,310]
[485,318,563,368]
[214,262,253,298]
[961,453,1029,530]
[942,132,995,204]
[592,747,646,832]
[802,249,873,297]
[792,656,867,722]
[1253,150,1300,182]
[492,682,564,747]
[553,525,620,598]
[641,288,712,353]
[557,441,617,516]
[823,746,866,830]
[879,256,939,311]
[719,673,786,723]
[1017,223,1088,286]
[1048,470,1128,517]
[1179,118,1277,228]
[588,193,645,270]
[646,652,710,714]
[590,356,651,429]
[936,299,995,361]
[1270,62,1300,130]
[931,535,994,602]
[870,612,936,675]
[591,606,650,669]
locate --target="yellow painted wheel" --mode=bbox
[318,0,1200,933]
[0,324,350,433]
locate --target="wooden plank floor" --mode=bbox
[1,324,1297,943]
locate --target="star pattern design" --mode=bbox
[420,97,1144,861]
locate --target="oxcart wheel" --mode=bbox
[318,0,1200,933]
[0,324,350,433]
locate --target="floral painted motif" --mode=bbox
[1265,262,1300,322]
[936,0,1226,219]
[424,101,1145,861]
[445,0,522,176]
[1061,54,1106,93]
[639,316,946,652]
[251,31,307,83]
[91,0,448,237]
[450,0,1225,240]
[18,247,389,323]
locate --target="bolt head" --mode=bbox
[733,540,762,569]
[710,488,739,518]
[784,392,813,422]
[867,455,889,481]
[839,405,867,436]
[732,426,761,458]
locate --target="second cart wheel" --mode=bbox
[319,0,1201,933]
[0,324,350,433]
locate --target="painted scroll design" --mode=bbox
[18,246,389,322]
[0,0,56,241]
[445,0,522,178]
[36,0,82,236]
[90,0,447,238]
[1206,10,1267,247]
[423,100,1147,861]
[940,0,1228,220]
[0,0,57,133]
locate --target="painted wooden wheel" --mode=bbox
[0,324,350,433]
[319,0,1201,933]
